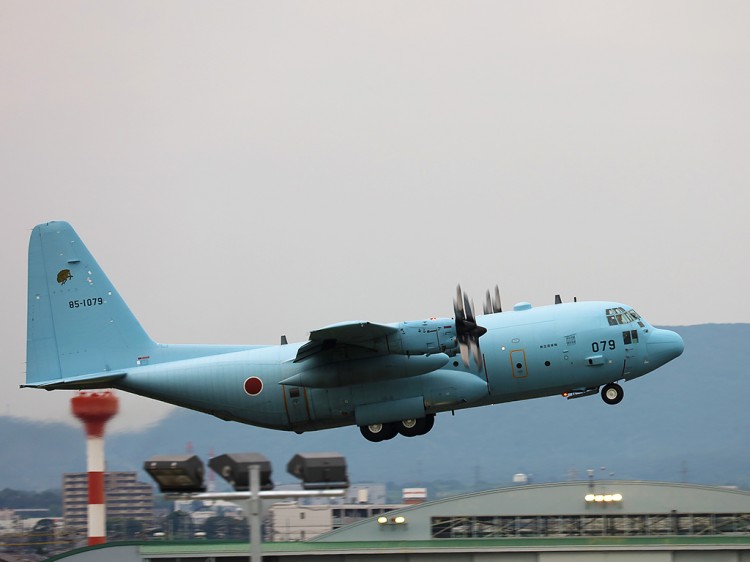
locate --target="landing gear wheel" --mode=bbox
[397,418,420,437]
[398,417,424,437]
[421,414,435,435]
[360,422,398,442]
[601,383,624,405]
[397,414,436,437]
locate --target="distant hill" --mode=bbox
[0,417,84,490]
[2,324,749,491]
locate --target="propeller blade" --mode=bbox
[463,292,474,323]
[493,285,502,313]
[484,285,503,314]
[452,285,487,371]
[471,341,483,369]
[453,285,466,322]
[484,290,492,315]
[459,343,470,367]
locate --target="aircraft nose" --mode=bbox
[646,328,684,368]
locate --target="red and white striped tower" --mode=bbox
[71,391,119,546]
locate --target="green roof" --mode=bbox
[120,535,750,556]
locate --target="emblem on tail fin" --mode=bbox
[57,269,73,285]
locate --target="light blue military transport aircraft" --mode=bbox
[24,222,684,441]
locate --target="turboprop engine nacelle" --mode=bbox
[386,318,459,357]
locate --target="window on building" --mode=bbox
[431,513,750,538]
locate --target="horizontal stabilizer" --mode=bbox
[21,371,126,390]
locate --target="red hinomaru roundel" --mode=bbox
[243,376,263,396]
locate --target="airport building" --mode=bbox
[267,484,417,541]
[62,472,154,534]
[268,500,405,541]
[48,481,750,561]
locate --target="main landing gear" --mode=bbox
[601,382,624,405]
[359,414,435,442]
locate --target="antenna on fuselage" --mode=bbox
[555,294,562,305]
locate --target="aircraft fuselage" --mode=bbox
[115,300,681,433]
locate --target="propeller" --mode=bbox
[453,285,487,370]
[484,285,503,314]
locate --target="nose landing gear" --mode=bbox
[601,382,624,405]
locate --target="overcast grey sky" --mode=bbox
[2,1,748,431]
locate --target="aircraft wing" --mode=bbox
[309,321,397,343]
[294,321,398,363]
[286,320,452,387]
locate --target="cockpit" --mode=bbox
[605,307,644,328]
[602,304,684,372]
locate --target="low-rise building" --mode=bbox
[268,501,404,541]
[267,482,402,541]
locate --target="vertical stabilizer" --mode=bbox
[26,221,157,384]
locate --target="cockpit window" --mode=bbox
[606,307,641,325]
[623,329,639,345]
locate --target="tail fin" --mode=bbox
[26,221,157,385]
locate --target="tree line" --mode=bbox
[0,488,62,516]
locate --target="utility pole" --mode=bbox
[249,464,261,562]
